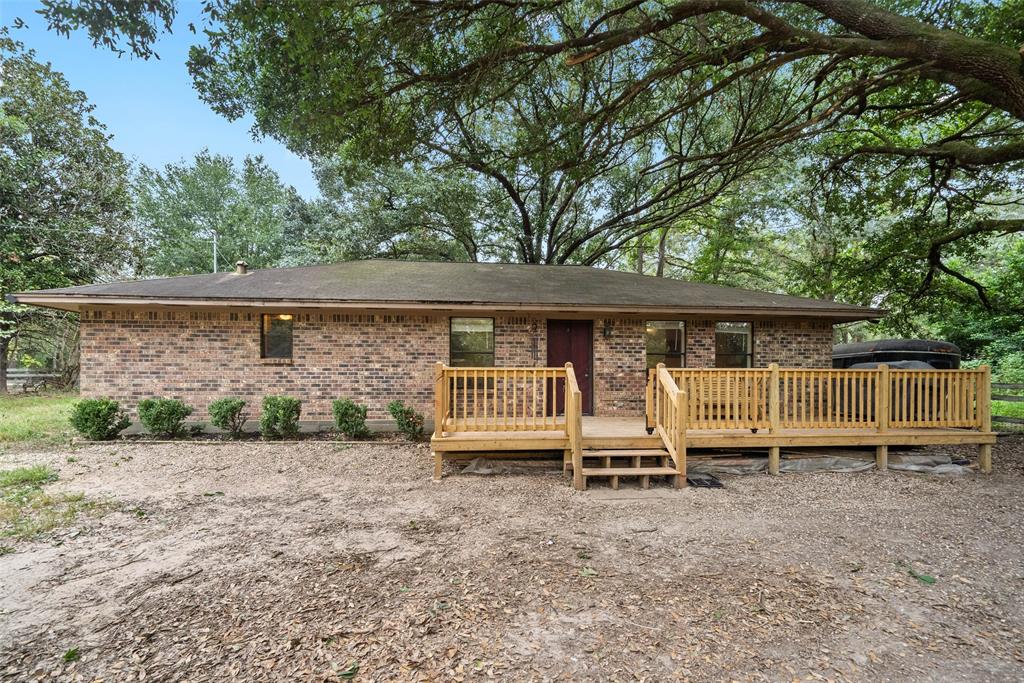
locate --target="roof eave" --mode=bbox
[8,292,884,321]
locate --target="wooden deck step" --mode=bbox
[580,466,679,477]
[582,449,670,458]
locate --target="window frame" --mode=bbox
[260,313,294,359]
[714,321,754,368]
[449,317,496,368]
[644,320,687,369]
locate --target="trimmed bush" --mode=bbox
[69,398,130,441]
[332,399,370,439]
[387,400,424,440]
[260,396,301,439]
[137,398,193,438]
[209,398,249,438]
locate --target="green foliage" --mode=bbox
[283,163,485,265]
[260,396,301,439]
[69,398,130,441]
[35,0,176,59]
[208,397,248,437]
[387,400,424,441]
[332,399,370,439]
[137,398,193,438]
[134,150,296,276]
[0,32,135,390]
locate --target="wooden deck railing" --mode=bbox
[652,366,687,486]
[433,363,571,434]
[646,364,991,433]
[669,368,772,430]
[565,363,585,489]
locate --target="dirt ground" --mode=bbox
[1,437,1023,682]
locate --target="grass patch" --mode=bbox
[992,400,1024,432]
[0,464,57,488]
[992,400,1024,419]
[0,393,78,445]
[0,464,110,541]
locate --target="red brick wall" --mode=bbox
[593,318,647,416]
[680,319,834,368]
[79,308,835,421]
[751,319,833,367]
[80,309,448,420]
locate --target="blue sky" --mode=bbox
[2,0,319,197]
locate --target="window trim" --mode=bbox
[714,321,754,368]
[260,313,294,359]
[449,316,496,367]
[644,320,686,369]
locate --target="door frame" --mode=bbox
[546,319,595,415]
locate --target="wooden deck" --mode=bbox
[429,362,996,489]
[432,416,996,451]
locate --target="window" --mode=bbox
[450,317,494,367]
[261,314,293,358]
[645,321,685,368]
[715,322,752,368]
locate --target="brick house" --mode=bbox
[10,260,881,425]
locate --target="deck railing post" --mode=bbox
[768,363,780,433]
[565,362,585,490]
[675,385,687,488]
[877,364,890,433]
[656,363,665,432]
[979,365,992,432]
[433,362,446,437]
[979,365,992,474]
[645,368,655,431]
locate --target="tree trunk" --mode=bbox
[656,228,668,277]
[0,334,9,394]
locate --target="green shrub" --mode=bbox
[209,398,249,438]
[332,399,370,439]
[69,398,130,441]
[387,400,424,440]
[260,396,301,439]
[137,398,193,438]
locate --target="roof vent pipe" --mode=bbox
[235,260,248,275]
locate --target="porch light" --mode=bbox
[277,314,293,320]
[603,321,613,338]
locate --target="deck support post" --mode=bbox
[875,444,888,471]
[432,451,443,481]
[768,446,780,475]
[979,444,992,474]
[676,373,687,488]
[979,365,992,474]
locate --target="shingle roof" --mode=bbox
[10,259,882,320]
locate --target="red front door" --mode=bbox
[547,320,594,415]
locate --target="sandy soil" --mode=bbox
[1,437,1022,682]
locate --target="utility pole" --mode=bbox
[212,231,218,273]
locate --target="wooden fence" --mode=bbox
[6,368,60,390]
[649,364,991,433]
[992,382,1024,427]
